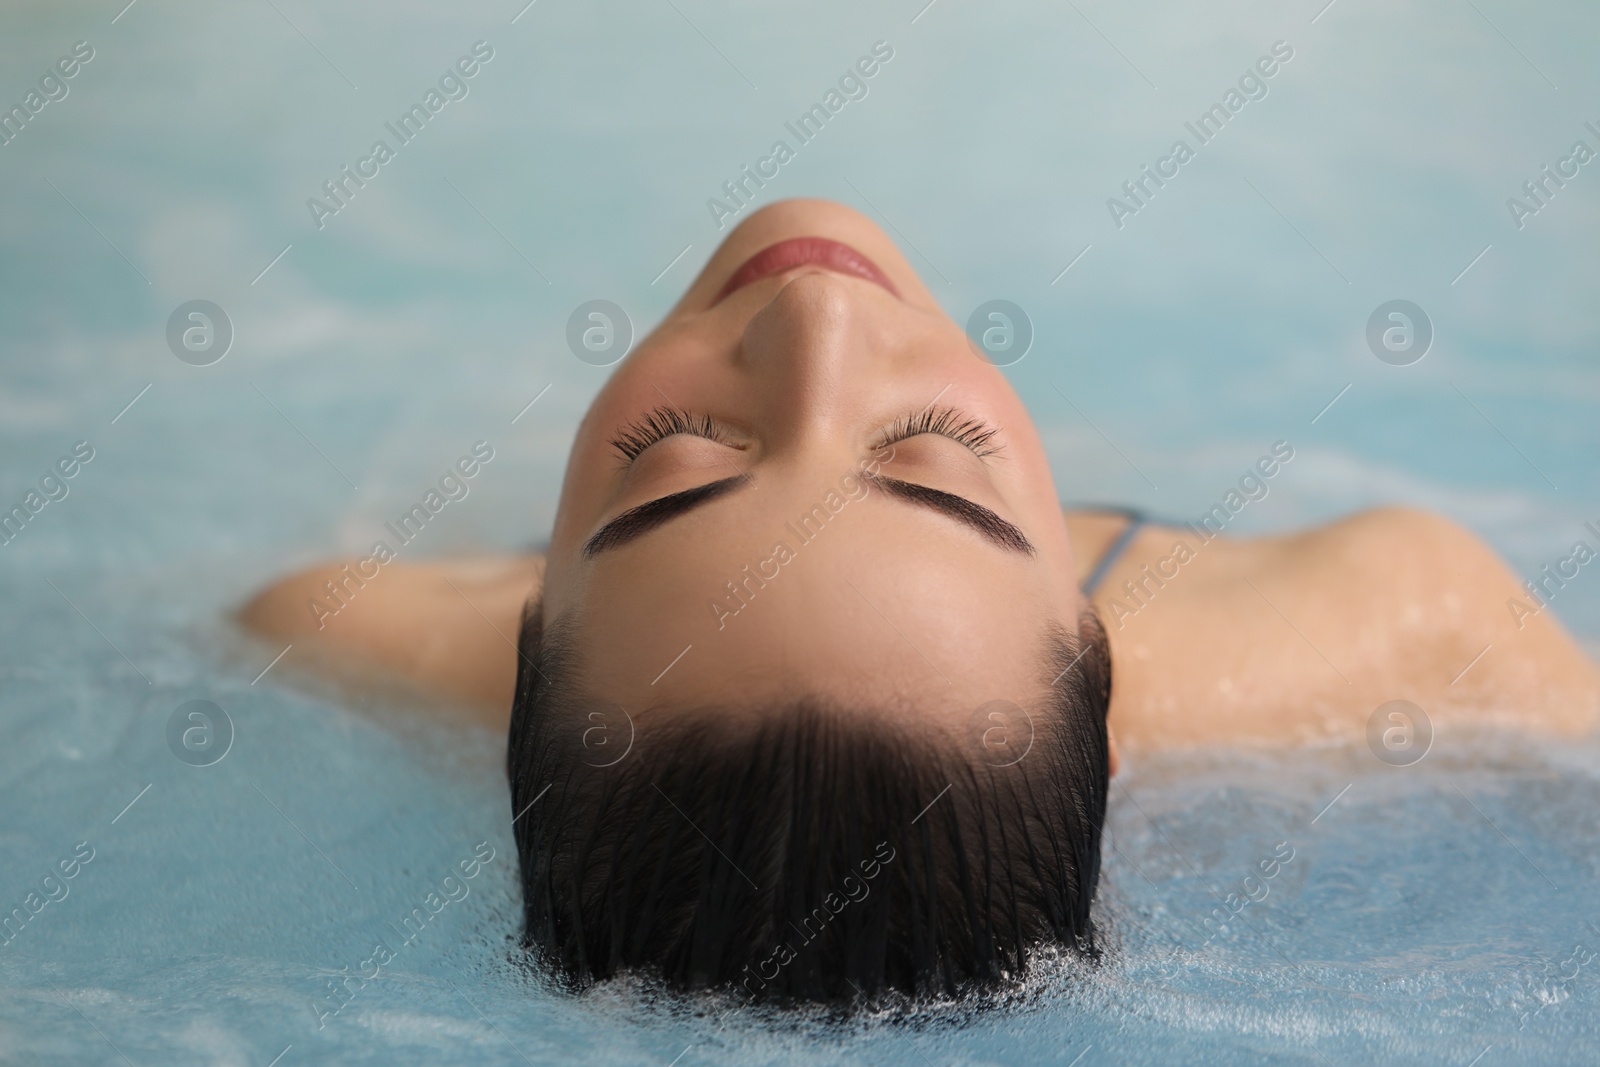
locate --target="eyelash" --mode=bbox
[610,407,729,462]
[875,407,1001,458]
[608,405,1001,462]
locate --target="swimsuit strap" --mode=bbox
[1077,507,1150,595]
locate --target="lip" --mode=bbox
[713,237,900,304]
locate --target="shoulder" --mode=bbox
[1285,505,1515,605]
[1291,505,1548,626]
[1292,506,1599,730]
[1300,504,1493,562]
[1102,505,1599,746]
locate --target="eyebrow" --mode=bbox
[583,474,752,557]
[582,470,1034,559]
[864,473,1035,555]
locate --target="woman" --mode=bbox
[242,198,1600,1003]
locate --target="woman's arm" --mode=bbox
[238,554,543,721]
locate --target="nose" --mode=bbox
[737,272,877,445]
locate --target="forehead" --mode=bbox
[563,476,1057,718]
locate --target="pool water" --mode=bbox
[2,0,1598,1063]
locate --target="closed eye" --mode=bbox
[608,405,1001,465]
[873,407,1001,458]
[609,406,734,463]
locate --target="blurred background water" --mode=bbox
[1,0,1597,1063]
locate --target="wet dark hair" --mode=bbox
[506,603,1112,1003]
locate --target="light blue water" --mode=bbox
[3,0,1599,1063]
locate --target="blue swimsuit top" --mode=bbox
[1076,507,1152,596]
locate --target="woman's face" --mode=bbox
[542,198,1085,728]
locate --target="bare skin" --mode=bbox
[239,200,1600,756]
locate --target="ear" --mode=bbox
[1106,723,1121,778]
